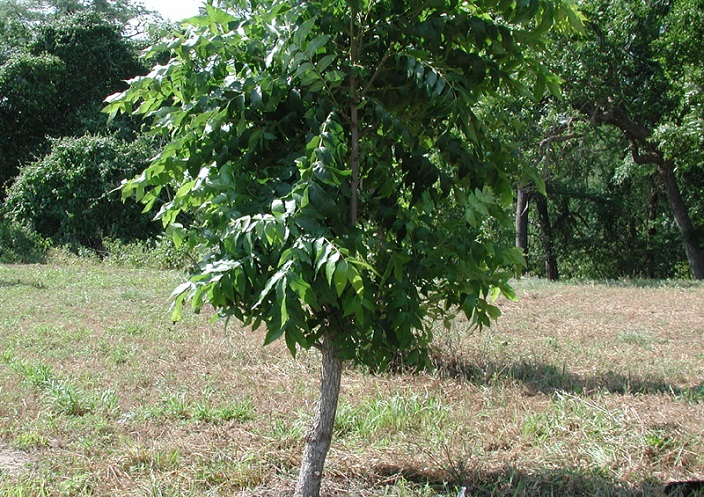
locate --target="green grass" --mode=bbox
[1,262,703,495]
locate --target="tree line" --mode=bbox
[2,0,701,280]
[1,0,701,280]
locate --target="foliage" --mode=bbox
[29,11,144,112]
[516,0,704,280]
[0,218,50,263]
[0,0,155,34]
[521,113,686,280]
[0,52,66,187]
[0,10,145,188]
[3,134,160,249]
[107,0,581,366]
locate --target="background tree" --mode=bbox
[0,10,144,190]
[546,0,704,279]
[107,0,580,494]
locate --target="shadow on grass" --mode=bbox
[430,353,696,398]
[372,464,669,496]
[0,279,47,290]
[541,278,704,289]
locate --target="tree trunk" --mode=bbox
[645,176,658,279]
[516,186,530,270]
[535,193,559,280]
[659,161,704,279]
[294,334,343,497]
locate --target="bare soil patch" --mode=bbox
[0,445,33,476]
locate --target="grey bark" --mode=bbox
[645,176,658,279]
[658,160,704,279]
[516,186,530,258]
[294,335,343,497]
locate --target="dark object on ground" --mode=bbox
[665,481,704,496]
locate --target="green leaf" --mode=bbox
[305,35,330,57]
[316,54,336,72]
[325,251,340,285]
[169,282,192,322]
[333,259,348,297]
[289,275,318,307]
[315,241,332,274]
[293,18,316,46]
[486,304,502,320]
[278,278,288,325]
[324,70,346,83]
[254,263,290,309]
[264,326,284,346]
[347,264,363,295]
[175,179,196,199]
[272,198,285,217]
[500,285,518,302]
[533,71,546,101]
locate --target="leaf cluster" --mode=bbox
[106,0,577,367]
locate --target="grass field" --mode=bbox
[0,260,702,496]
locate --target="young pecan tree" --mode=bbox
[105,0,580,494]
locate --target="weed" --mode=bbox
[154,392,191,420]
[0,349,14,364]
[675,383,704,404]
[0,479,51,497]
[44,379,94,416]
[108,323,147,336]
[616,331,656,348]
[11,361,54,388]
[108,346,132,365]
[13,430,50,450]
[120,446,181,474]
[193,397,255,424]
[335,393,448,440]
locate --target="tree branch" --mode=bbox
[361,46,392,96]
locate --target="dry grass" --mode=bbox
[0,262,703,496]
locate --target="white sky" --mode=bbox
[139,0,205,22]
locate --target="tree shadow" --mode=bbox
[0,279,47,290]
[430,353,690,398]
[570,279,704,290]
[371,464,672,496]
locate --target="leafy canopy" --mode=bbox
[106,0,581,367]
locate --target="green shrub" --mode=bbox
[4,134,160,249]
[0,218,50,263]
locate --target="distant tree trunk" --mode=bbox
[659,161,704,279]
[645,176,658,279]
[535,193,559,280]
[516,186,530,270]
[294,334,343,497]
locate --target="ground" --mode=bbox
[0,262,702,495]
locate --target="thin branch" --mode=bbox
[361,46,393,96]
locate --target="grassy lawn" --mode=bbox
[0,261,703,495]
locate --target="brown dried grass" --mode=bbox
[0,264,702,495]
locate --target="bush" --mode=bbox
[4,134,161,249]
[0,219,50,263]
